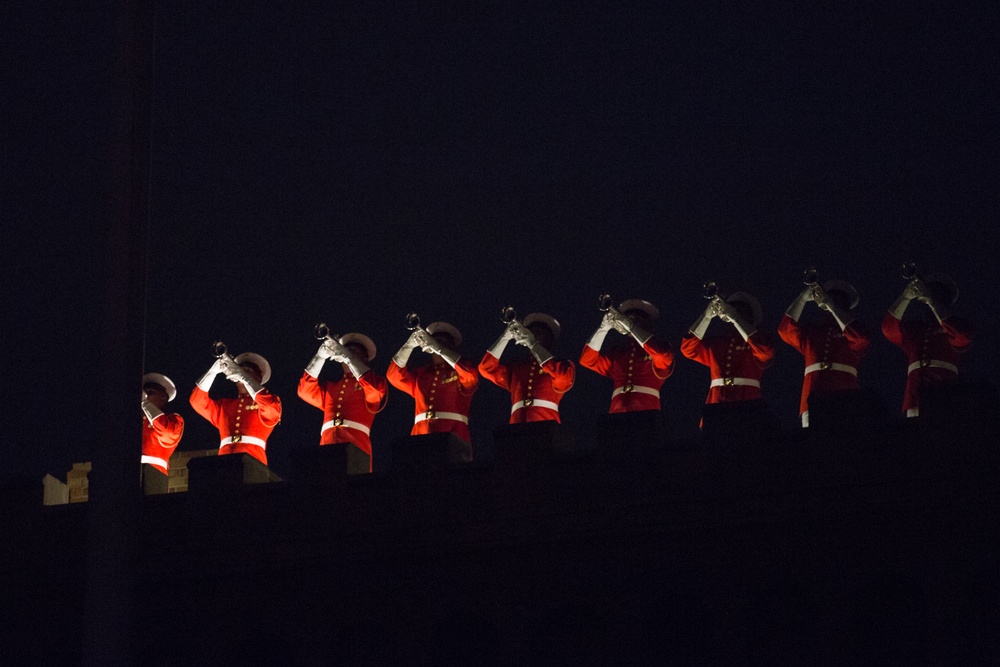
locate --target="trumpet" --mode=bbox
[501,305,518,325]
[211,341,229,359]
[314,322,338,343]
[702,281,721,301]
[598,293,615,313]
[211,340,238,373]
[901,261,919,281]
[404,312,426,332]
[802,267,819,286]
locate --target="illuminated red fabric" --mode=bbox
[478,352,575,423]
[579,337,674,413]
[387,358,479,443]
[680,330,775,404]
[141,412,184,475]
[189,386,282,465]
[297,369,388,460]
[881,312,973,413]
[778,313,871,415]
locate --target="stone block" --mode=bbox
[186,453,281,495]
[389,432,473,474]
[807,388,887,436]
[700,399,778,447]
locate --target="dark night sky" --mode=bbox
[3,1,997,479]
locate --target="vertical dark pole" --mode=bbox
[83,0,154,664]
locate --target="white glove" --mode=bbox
[718,301,756,341]
[890,280,922,319]
[786,287,814,322]
[585,312,618,351]
[224,361,263,397]
[305,343,328,378]
[688,303,717,340]
[487,325,516,358]
[195,358,226,392]
[141,396,163,424]
[393,330,424,367]
[415,330,440,355]
[324,339,350,363]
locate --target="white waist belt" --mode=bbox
[414,411,469,425]
[710,377,760,388]
[611,385,660,399]
[322,419,371,436]
[141,455,169,468]
[805,362,858,376]
[220,435,267,449]
[908,359,958,375]
[511,398,560,414]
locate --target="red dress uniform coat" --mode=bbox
[680,330,776,404]
[479,353,575,423]
[881,312,973,414]
[579,337,674,413]
[387,359,479,443]
[778,313,872,416]
[297,370,388,459]
[189,386,282,465]
[141,412,184,475]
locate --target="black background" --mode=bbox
[3,1,996,479]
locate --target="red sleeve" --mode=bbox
[358,370,389,413]
[387,361,417,396]
[777,314,805,352]
[579,344,612,376]
[844,319,872,356]
[478,352,511,390]
[942,316,974,351]
[642,336,674,379]
[541,358,575,393]
[253,389,282,427]
[150,413,184,450]
[680,334,710,366]
[297,372,325,409]
[189,386,221,425]
[454,357,479,394]
[747,331,775,366]
[881,312,904,347]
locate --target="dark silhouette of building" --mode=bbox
[2,385,998,666]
